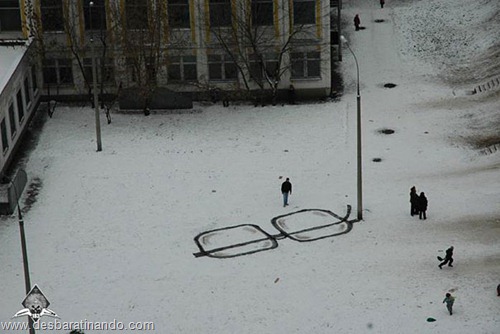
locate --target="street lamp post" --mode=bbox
[340,35,363,220]
[89,1,102,152]
[9,176,35,334]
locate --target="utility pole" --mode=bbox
[89,1,102,151]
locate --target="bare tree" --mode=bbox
[24,0,115,121]
[203,0,328,105]
[109,0,170,115]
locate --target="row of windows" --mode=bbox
[0,0,317,32]
[41,51,321,86]
[1,68,37,153]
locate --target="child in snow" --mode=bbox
[443,293,455,315]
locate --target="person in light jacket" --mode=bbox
[443,293,455,315]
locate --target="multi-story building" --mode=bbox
[1,0,340,104]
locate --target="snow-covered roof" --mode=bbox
[0,39,30,96]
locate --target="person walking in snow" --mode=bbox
[497,284,500,296]
[380,0,385,8]
[439,246,454,269]
[417,192,427,219]
[443,293,455,315]
[281,178,292,207]
[354,14,361,31]
[410,186,419,216]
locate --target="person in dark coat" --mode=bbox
[497,284,500,296]
[417,192,427,219]
[439,246,454,269]
[410,186,419,216]
[380,0,385,8]
[281,178,292,207]
[354,14,361,31]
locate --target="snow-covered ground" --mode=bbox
[1,0,499,333]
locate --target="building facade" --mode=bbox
[0,39,40,175]
[1,0,337,102]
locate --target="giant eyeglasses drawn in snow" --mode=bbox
[193,205,355,258]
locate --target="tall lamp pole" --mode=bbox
[10,176,35,334]
[341,36,363,220]
[89,1,102,151]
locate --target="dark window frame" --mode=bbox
[0,0,22,31]
[293,0,315,25]
[126,0,149,30]
[167,55,198,82]
[168,0,190,29]
[251,0,273,27]
[24,76,31,106]
[83,0,107,31]
[291,51,321,79]
[83,57,115,84]
[42,58,74,85]
[208,54,237,81]
[8,102,16,138]
[209,0,232,28]
[40,0,64,31]
[16,90,25,124]
[1,119,9,153]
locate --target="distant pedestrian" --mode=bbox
[417,192,427,219]
[497,284,500,296]
[354,14,361,31]
[442,293,455,315]
[410,186,418,216]
[439,246,454,269]
[380,0,385,8]
[281,178,292,207]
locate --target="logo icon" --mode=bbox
[12,285,59,323]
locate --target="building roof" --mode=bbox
[0,39,30,96]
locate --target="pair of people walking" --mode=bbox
[410,186,427,219]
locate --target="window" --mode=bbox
[251,0,273,26]
[83,57,115,83]
[8,103,16,138]
[291,51,320,78]
[126,0,148,29]
[168,56,197,82]
[83,0,106,30]
[168,0,190,28]
[249,53,278,80]
[1,119,8,153]
[16,90,24,124]
[24,77,31,106]
[0,0,21,31]
[293,0,315,25]
[40,0,64,31]
[43,58,74,85]
[209,0,231,27]
[31,67,38,92]
[208,54,237,81]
